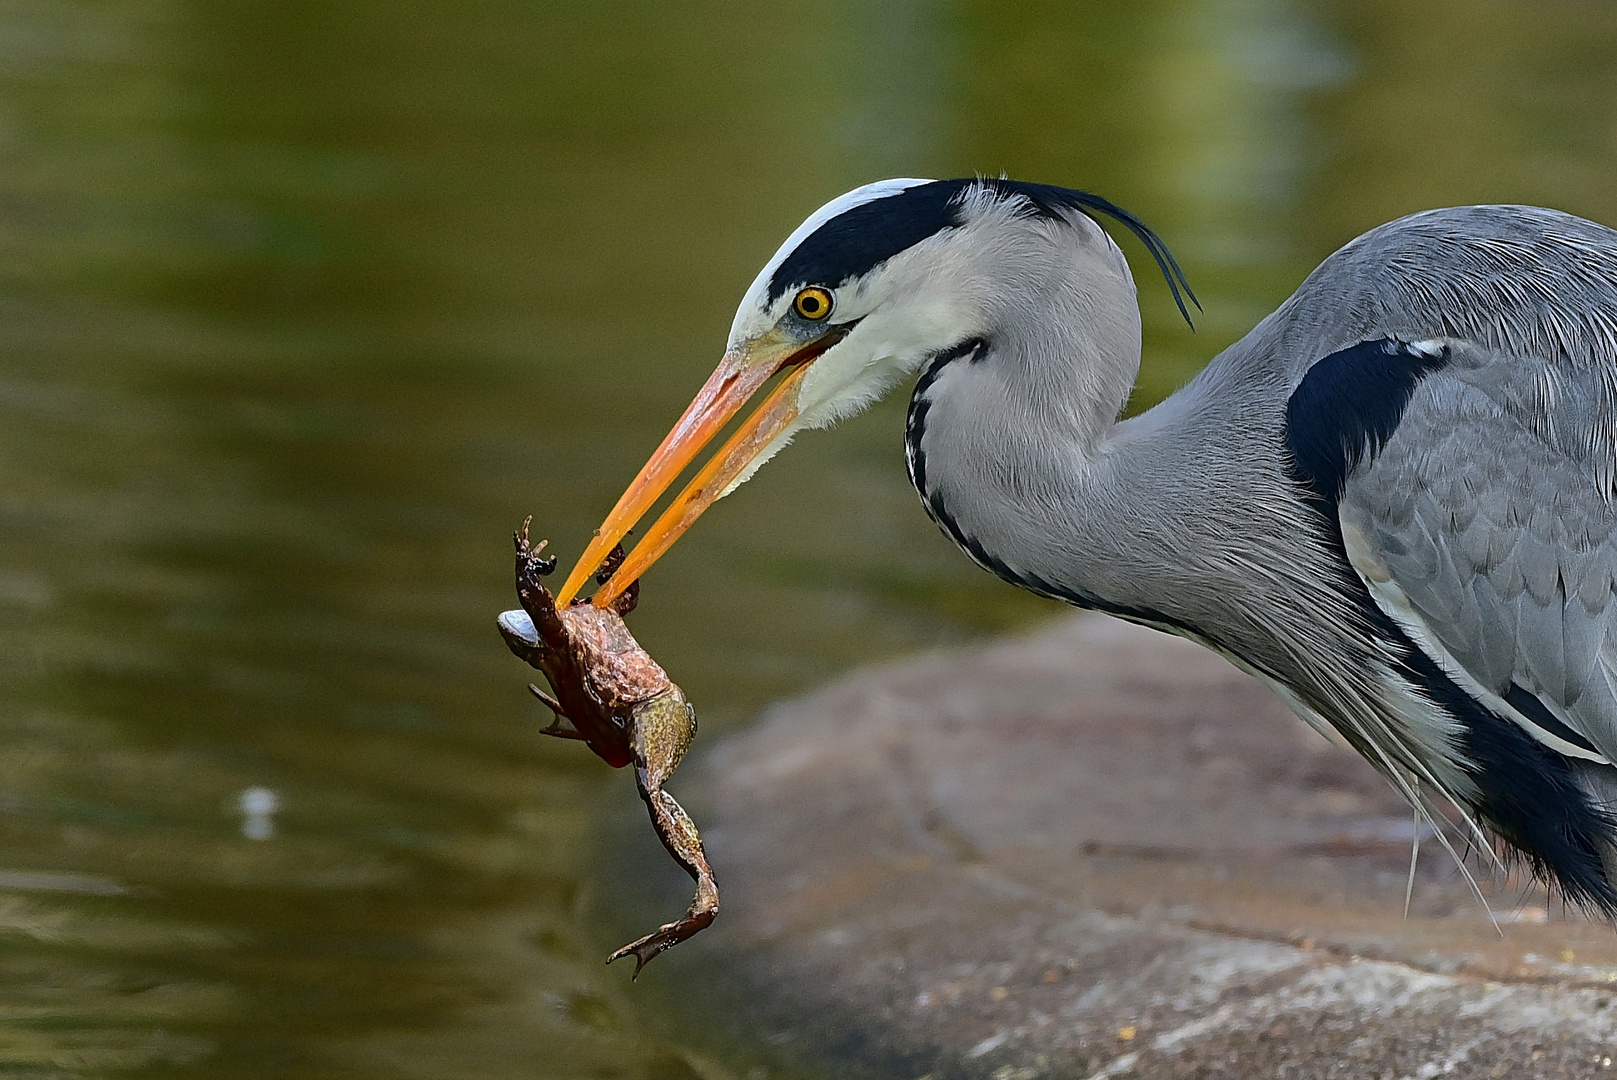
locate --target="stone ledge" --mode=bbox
[691,615,1617,1078]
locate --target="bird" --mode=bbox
[553,176,1617,915]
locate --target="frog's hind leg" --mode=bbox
[606,782,718,978]
[606,691,716,977]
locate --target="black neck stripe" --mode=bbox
[903,336,987,498]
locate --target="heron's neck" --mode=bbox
[906,289,1296,657]
[904,286,1157,586]
[906,241,1143,495]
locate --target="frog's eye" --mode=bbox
[792,287,833,321]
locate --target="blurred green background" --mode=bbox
[1,0,1616,1076]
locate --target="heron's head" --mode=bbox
[559,177,1194,606]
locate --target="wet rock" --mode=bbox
[693,616,1617,1078]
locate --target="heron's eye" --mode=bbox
[793,287,833,321]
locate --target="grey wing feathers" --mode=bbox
[1340,350,1617,766]
[1267,205,1617,768]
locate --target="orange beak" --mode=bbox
[556,327,849,608]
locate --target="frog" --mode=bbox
[496,519,716,978]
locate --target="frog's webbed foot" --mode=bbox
[606,873,717,978]
[528,684,587,740]
[608,757,718,978]
[593,541,640,617]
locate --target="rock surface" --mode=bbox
[691,616,1617,1078]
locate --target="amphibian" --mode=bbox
[497,521,716,977]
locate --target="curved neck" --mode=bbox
[901,236,1262,636]
[904,222,1145,573]
[904,283,1342,689]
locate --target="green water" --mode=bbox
[3,1,1617,1076]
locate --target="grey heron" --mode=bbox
[556,177,1617,913]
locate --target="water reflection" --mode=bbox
[0,0,1616,1076]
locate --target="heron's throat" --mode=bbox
[902,308,1145,588]
[906,291,1144,479]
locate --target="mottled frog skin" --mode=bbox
[497,523,716,976]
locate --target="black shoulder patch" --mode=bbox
[766,179,1199,325]
[1284,339,1451,505]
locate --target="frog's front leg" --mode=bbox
[499,522,564,672]
[528,684,587,741]
[606,689,717,977]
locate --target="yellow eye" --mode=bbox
[793,287,833,321]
